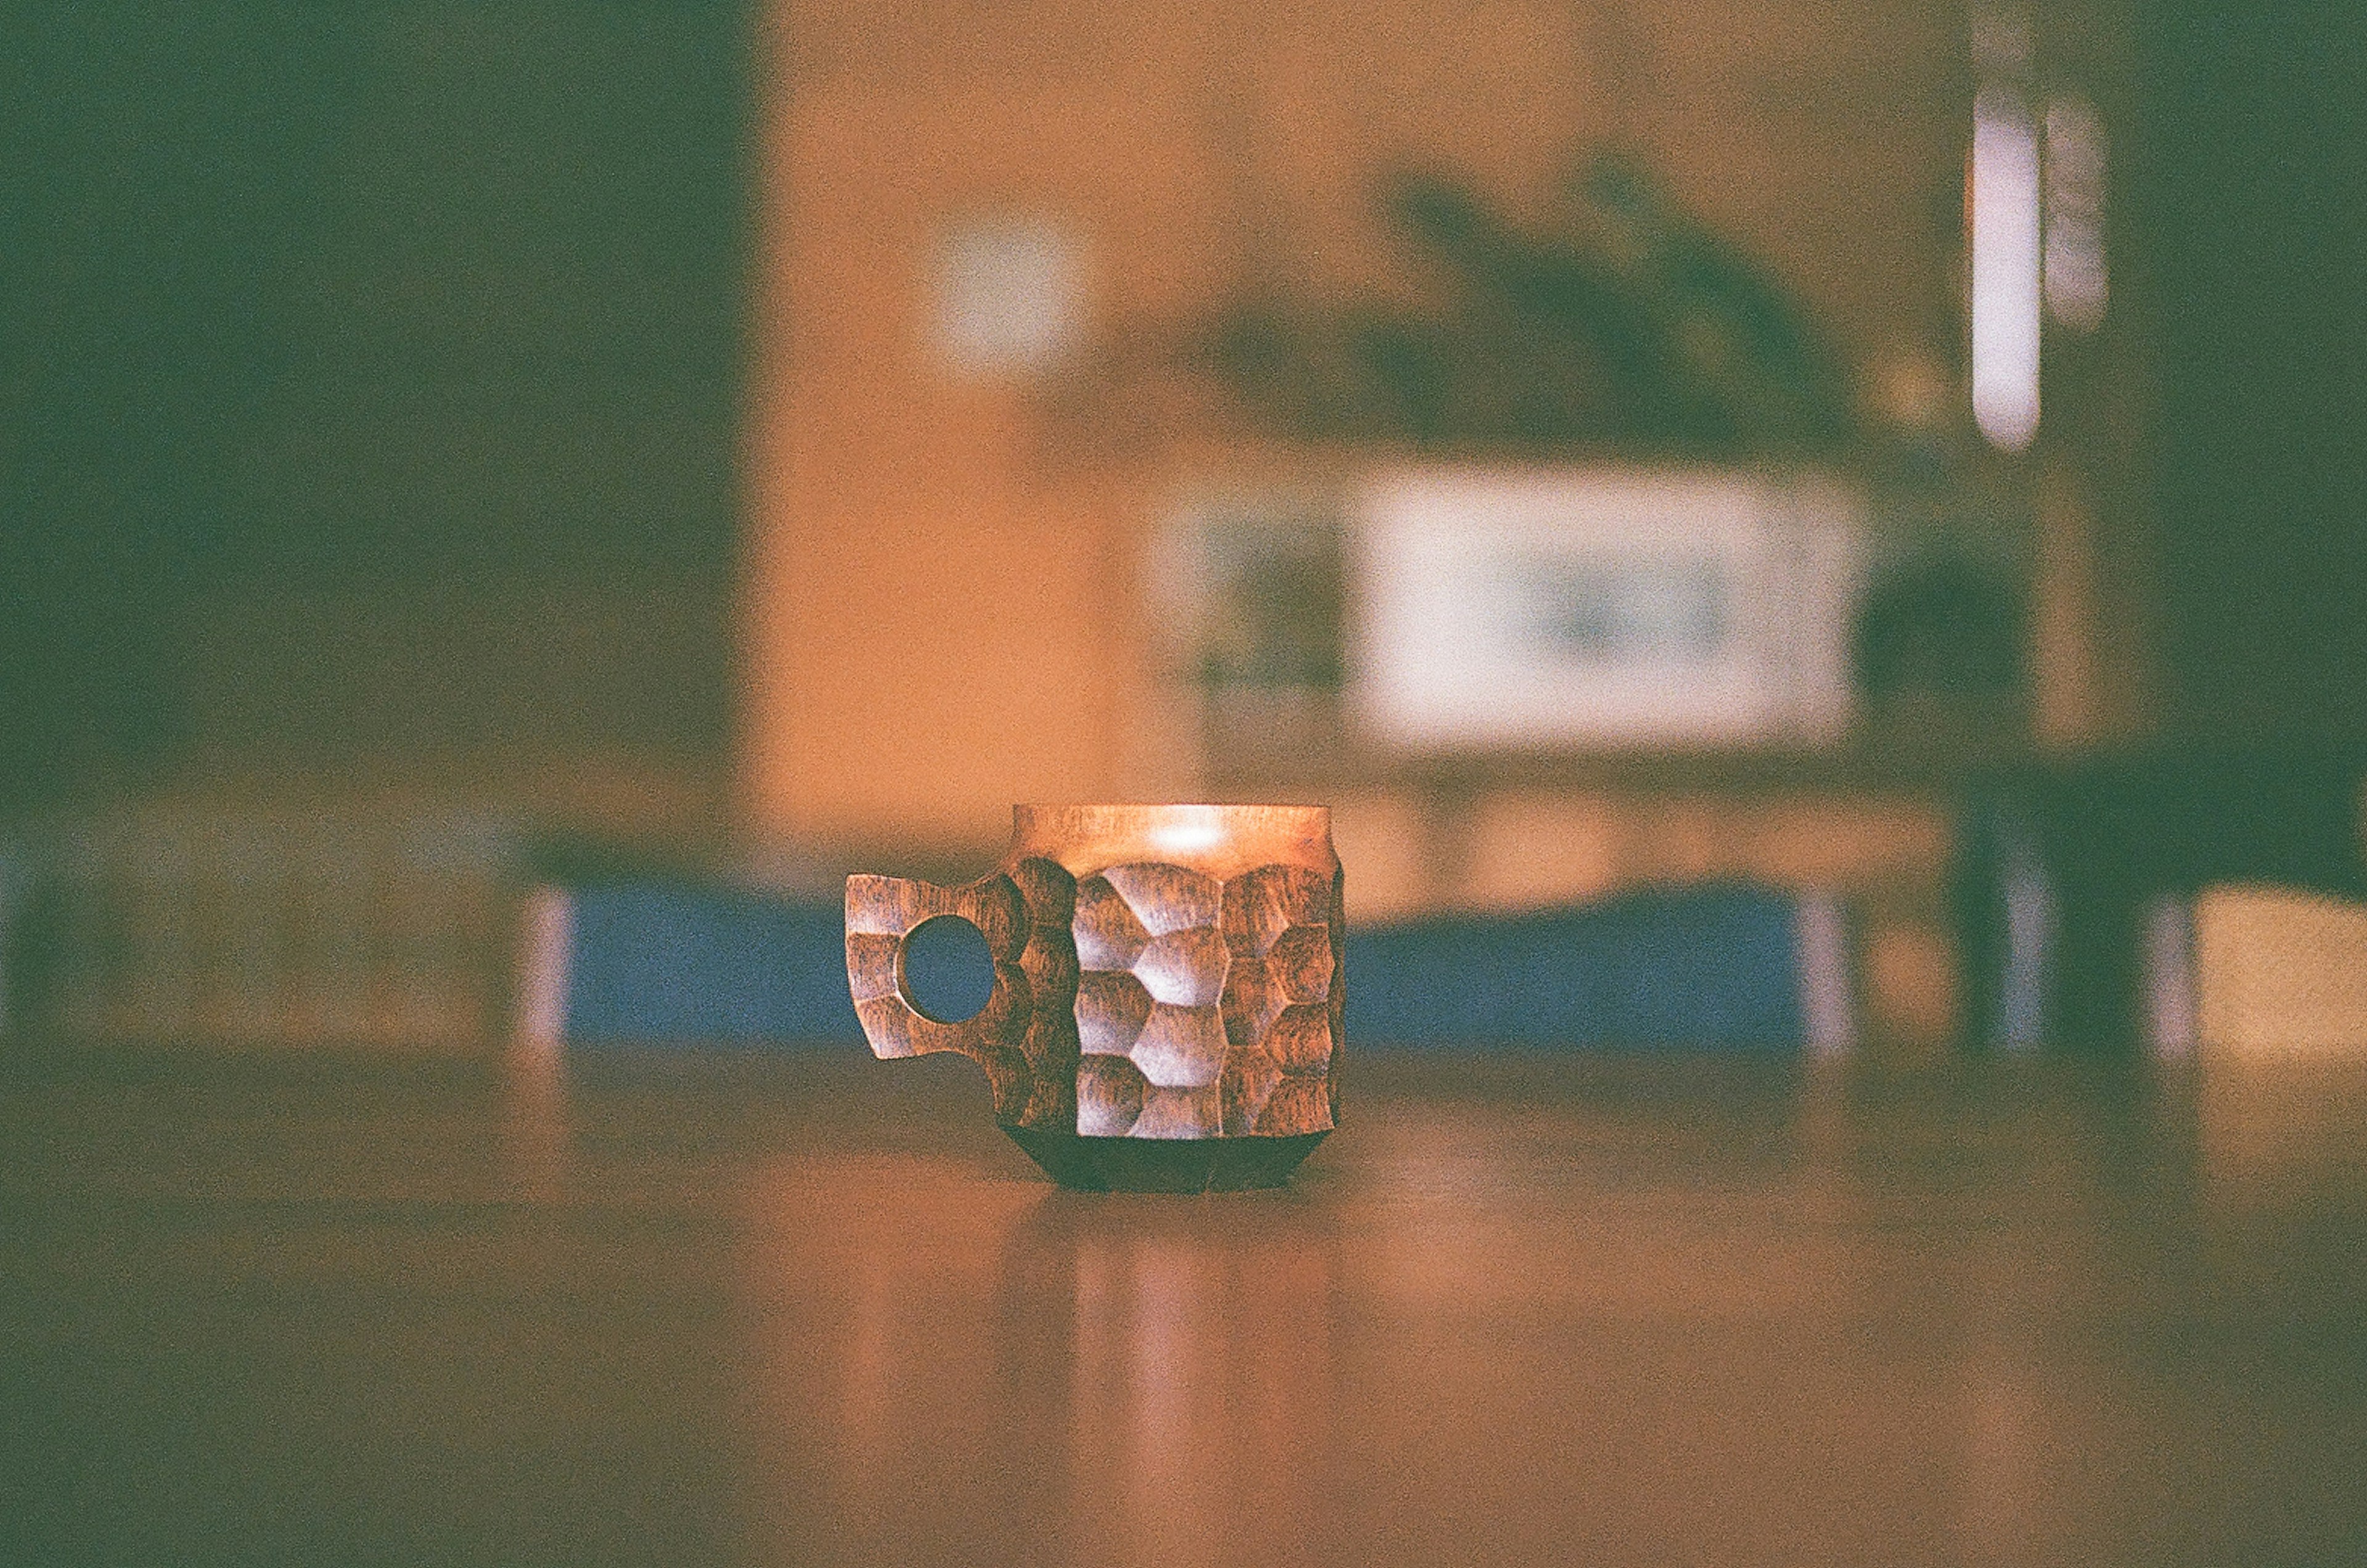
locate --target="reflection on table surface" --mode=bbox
[6,1047,2366,1566]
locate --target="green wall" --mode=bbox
[2,2,751,799]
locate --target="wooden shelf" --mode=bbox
[1192,688,2034,799]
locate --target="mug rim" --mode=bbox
[1013,801,1327,814]
[1013,802,1331,831]
[1008,803,1335,870]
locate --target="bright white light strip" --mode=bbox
[1971,91,2043,452]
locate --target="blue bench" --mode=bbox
[526,880,1844,1053]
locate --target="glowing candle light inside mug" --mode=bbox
[1147,812,1227,857]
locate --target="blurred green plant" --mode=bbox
[1203,153,1856,457]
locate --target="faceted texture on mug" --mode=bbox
[843,870,1038,1121]
[1132,1083,1222,1139]
[1008,860,1081,1127]
[1266,924,1334,1003]
[1073,877,1151,970]
[1267,1003,1333,1074]
[1213,865,1337,1137]
[1076,1053,1148,1137]
[1132,927,1227,1007]
[1222,864,1331,957]
[1009,857,1077,923]
[1130,1003,1227,1089]
[1258,1076,1331,1135]
[1220,957,1286,1052]
[1098,863,1220,934]
[1064,857,1338,1140]
[1019,923,1079,1001]
[846,810,1338,1186]
[1076,970,1153,1056]
[1219,1049,1283,1135]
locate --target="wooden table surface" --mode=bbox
[5,1046,2366,1566]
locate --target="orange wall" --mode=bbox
[742,0,1969,854]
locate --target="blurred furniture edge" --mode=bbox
[0,804,523,1051]
[1951,751,2367,1056]
[513,880,1855,1055]
[2172,884,2367,1057]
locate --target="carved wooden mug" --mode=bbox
[844,804,1341,1191]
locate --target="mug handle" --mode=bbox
[844,872,1032,1118]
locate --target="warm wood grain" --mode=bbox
[7,1048,2366,1566]
[848,805,1342,1185]
[846,868,1050,1124]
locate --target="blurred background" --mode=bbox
[4,0,2363,1061]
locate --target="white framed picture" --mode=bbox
[1351,468,1865,749]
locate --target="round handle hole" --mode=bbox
[899,915,996,1024]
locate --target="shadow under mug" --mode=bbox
[844,804,1342,1191]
